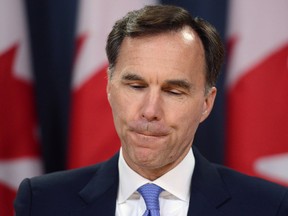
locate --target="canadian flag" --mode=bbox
[226,0,288,185]
[0,0,42,215]
[69,1,157,168]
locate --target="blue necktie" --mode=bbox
[137,183,164,216]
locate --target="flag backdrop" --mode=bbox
[0,0,42,215]
[226,0,288,185]
[2,0,288,215]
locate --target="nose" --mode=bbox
[141,90,163,121]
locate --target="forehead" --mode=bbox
[113,27,205,84]
[122,26,203,52]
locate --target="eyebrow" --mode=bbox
[121,73,145,82]
[121,73,192,91]
[164,79,192,91]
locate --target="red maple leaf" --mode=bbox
[0,44,40,159]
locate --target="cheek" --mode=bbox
[110,89,128,112]
[172,102,204,135]
[172,100,203,123]
[110,90,139,126]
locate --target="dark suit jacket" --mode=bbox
[14,147,288,215]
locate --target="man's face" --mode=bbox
[107,27,216,179]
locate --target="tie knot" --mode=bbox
[137,183,163,210]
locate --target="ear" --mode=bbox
[106,76,111,104]
[200,87,217,123]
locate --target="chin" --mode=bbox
[132,148,158,163]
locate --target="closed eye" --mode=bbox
[129,83,147,89]
[163,79,191,96]
[165,88,184,96]
[121,73,147,90]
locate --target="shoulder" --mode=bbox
[29,163,102,190]
[26,152,119,193]
[192,146,288,215]
[193,146,288,203]
[14,155,119,214]
[214,163,288,215]
[215,163,287,193]
[16,163,103,202]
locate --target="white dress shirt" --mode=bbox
[116,148,195,216]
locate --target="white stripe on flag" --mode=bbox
[0,158,42,190]
[72,0,157,90]
[0,0,32,82]
[226,0,288,88]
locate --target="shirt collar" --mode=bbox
[117,147,195,203]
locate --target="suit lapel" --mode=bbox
[69,147,231,216]
[70,153,119,216]
[187,147,231,216]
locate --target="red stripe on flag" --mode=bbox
[0,183,15,216]
[227,45,288,182]
[69,65,120,168]
[0,44,42,215]
[0,45,40,159]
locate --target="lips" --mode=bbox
[134,130,166,138]
[127,120,171,137]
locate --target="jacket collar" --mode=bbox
[72,147,231,215]
[187,147,231,215]
[71,153,119,215]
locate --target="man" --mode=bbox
[14,5,288,216]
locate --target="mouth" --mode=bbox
[124,125,170,152]
[127,120,171,137]
[128,131,168,147]
[133,131,168,137]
